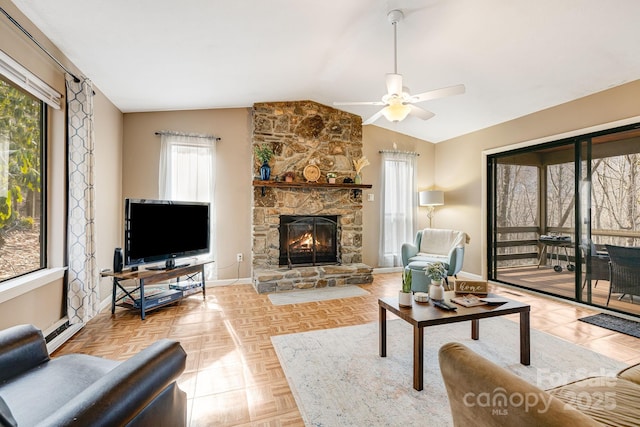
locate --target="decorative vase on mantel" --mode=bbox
[260,161,271,181]
[354,173,362,184]
[429,279,445,301]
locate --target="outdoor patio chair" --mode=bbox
[605,244,640,306]
[581,243,609,289]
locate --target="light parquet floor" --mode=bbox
[52,273,640,426]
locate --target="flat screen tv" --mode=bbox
[124,198,210,270]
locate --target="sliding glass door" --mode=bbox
[488,123,640,318]
[489,141,578,300]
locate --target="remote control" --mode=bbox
[433,300,457,311]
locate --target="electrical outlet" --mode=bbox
[236,253,243,262]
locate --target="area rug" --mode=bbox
[272,317,627,427]
[579,313,640,338]
[268,286,369,306]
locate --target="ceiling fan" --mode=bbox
[334,9,465,125]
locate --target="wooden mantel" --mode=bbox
[252,180,372,190]
[252,180,372,196]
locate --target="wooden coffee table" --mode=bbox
[379,291,530,391]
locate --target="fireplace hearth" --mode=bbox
[279,215,338,267]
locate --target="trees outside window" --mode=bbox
[0,78,45,281]
[488,127,640,315]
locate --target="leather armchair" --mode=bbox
[0,324,187,427]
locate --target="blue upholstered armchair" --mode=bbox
[401,228,469,292]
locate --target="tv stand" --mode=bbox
[103,260,214,319]
[146,262,190,271]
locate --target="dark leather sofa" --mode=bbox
[0,324,187,426]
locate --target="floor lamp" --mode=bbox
[419,190,444,228]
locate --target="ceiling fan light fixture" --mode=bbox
[382,102,411,122]
[333,9,464,126]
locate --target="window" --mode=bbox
[159,132,217,278]
[378,151,418,267]
[0,77,45,282]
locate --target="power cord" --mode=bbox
[215,258,243,285]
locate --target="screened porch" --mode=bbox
[488,124,640,318]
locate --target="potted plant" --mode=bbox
[425,262,447,301]
[399,269,413,307]
[326,172,337,184]
[283,171,295,183]
[254,144,274,180]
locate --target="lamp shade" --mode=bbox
[381,103,411,122]
[419,190,444,206]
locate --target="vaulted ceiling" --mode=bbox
[10,0,640,142]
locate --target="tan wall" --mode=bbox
[0,0,123,330]
[93,91,124,300]
[122,110,439,276]
[436,79,640,277]
[361,126,436,266]
[122,109,253,279]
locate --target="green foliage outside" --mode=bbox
[0,79,42,232]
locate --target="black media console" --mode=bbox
[103,260,213,319]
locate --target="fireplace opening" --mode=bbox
[279,215,339,268]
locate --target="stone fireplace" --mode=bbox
[251,100,373,293]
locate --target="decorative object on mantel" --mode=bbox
[326,172,337,184]
[399,268,412,307]
[353,156,370,184]
[254,144,274,181]
[303,164,321,182]
[283,171,295,183]
[425,261,447,301]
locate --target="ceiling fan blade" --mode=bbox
[363,109,385,125]
[386,73,403,95]
[333,101,385,106]
[408,104,435,121]
[412,84,466,103]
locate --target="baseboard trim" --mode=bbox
[206,277,253,287]
[372,266,403,274]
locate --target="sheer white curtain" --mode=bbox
[159,132,217,278]
[378,151,418,267]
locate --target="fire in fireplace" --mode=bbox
[279,215,339,267]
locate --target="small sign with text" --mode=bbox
[454,280,488,295]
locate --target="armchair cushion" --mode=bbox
[0,396,17,427]
[0,324,187,427]
[0,324,49,384]
[439,342,640,426]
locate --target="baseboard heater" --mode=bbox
[44,318,84,354]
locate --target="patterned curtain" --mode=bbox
[66,74,99,324]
